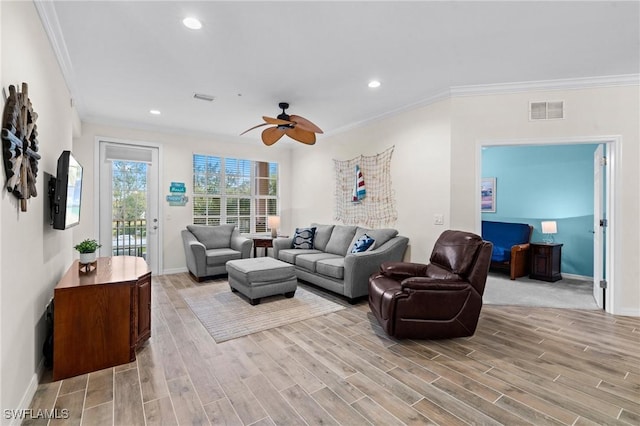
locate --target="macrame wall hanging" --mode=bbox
[333,145,397,227]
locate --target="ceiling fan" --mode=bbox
[240,102,323,146]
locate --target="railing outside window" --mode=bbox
[112,219,147,258]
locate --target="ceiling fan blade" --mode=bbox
[262,127,286,146]
[263,116,292,126]
[240,122,269,135]
[290,115,323,134]
[285,127,316,145]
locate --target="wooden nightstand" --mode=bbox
[529,242,563,282]
[252,236,274,258]
[250,235,289,258]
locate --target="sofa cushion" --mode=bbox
[296,253,343,272]
[187,224,235,249]
[316,258,345,280]
[491,246,510,262]
[279,249,322,264]
[205,248,242,266]
[325,225,358,256]
[349,227,398,252]
[293,227,317,249]
[350,234,376,253]
[310,223,335,251]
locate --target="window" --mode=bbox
[193,154,278,233]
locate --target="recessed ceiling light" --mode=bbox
[149,109,161,115]
[368,80,381,88]
[182,17,202,30]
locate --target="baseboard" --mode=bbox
[562,273,592,281]
[612,306,640,317]
[559,274,639,317]
[9,358,44,426]
[161,267,188,275]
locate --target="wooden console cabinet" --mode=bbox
[53,256,151,381]
[529,242,563,282]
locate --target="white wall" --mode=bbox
[289,99,452,263]
[1,1,74,419]
[73,123,293,273]
[450,85,640,316]
[289,84,640,316]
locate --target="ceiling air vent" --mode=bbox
[530,101,564,120]
[193,93,215,102]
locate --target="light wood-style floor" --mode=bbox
[25,272,640,425]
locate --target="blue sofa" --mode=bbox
[481,221,533,280]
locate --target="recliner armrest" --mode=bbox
[380,261,428,279]
[400,277,470,292]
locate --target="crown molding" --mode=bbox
[327,74,639,137]
[450,74,640,97]
[326,88,452,136]
[34,1,83,112]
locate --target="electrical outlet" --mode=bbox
[434,214,444,225]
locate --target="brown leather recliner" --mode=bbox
[368,230,493,339]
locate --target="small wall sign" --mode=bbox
[169,182,186,193]
[166,181,188,206]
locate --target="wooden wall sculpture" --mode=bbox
[2,83,41,211]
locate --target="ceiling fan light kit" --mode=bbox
[241,102,323,146]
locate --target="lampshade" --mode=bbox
[541,221,557,234]
[268,216,280,237]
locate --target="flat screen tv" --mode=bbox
[51,151,83,230]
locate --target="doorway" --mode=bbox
[98,140,162,274]
[477,136,617,314]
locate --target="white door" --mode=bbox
[593,144,605,309]
[99,141,160,274]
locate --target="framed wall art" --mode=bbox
[481,177,496,213]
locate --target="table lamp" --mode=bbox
[268,216,280,238]
[541,220,557,243]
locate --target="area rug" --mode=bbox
[180,281,345,343]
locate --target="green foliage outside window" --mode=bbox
[112,161,147,224]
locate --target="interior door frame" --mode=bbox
[475,135,619,315]
[94,136,164,274]
[593,144,605,309]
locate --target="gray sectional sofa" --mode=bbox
[272,223,409,303]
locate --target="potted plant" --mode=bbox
[74,239,102,264]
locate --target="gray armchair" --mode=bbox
[182,224,252,281]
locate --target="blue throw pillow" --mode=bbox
[351,234,375,253]
[293,227,316,249]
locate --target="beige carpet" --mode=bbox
[483,272,598,309]
[180,281,345,343]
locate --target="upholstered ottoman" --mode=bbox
[225,257,297,305]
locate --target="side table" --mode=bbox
[250,235,289,258]
[252,236,273,258]
[529,242,563,282]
